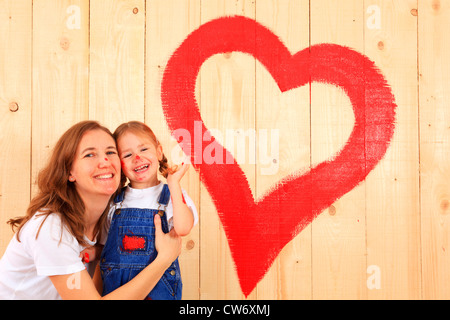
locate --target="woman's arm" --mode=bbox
[92,263,103,294]
[50,214,181,300]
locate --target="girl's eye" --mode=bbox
[141,148,148,152]
[122,153,132,159]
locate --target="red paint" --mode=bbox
[135,154,141,160]
[122,234,146,251]
[81,252,90,264]
[161,16,396,296]
[104,158,108,161]
[171,195,187,204]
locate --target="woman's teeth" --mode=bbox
[96,174,113,179]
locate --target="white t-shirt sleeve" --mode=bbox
[182,189,198,227]
[27,214,85,276]
[166,188,199,229]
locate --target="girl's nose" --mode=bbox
[135,154,141,161]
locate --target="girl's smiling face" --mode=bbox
[117,131,163,189]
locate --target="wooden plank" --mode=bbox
[310,0,367,299]
[146,0,201,300]
[89,0,145,129]
[0,0,32,256]
[255,0,312,300]
[419,0,450,300]
[199,0,256,300]
[32,0,89,194]
[365,0,420,299]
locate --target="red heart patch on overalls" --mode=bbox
[161,16,396,297]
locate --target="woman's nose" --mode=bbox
[99,156,111,167]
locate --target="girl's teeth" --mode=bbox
[135,164,149,172]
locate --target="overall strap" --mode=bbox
[157,184,171,232]
[157,184,171,208]
[113,186,127,204]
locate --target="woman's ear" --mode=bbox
[68,174,76,182]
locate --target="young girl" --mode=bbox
[99,121,198,300]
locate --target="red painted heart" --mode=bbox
[161,16,396,297]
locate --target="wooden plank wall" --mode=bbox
[0,0,449,300]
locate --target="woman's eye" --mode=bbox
[83,153,94,158]
[106,150,117,156]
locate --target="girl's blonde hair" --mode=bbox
[8,121,115,246]
[113,121,175,188]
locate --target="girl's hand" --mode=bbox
[166,161,194,237]
[79,244,103,263]
[79,246,96,263]
[167,163,189,186]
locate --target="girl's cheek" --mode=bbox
[120,160,131,175]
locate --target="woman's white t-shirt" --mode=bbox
[0,212,93,300]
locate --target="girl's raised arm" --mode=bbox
[167,163,194,236]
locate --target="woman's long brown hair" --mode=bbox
[8,121,115,246]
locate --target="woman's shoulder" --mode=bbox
[23,211,78,247]
[22,210,58,233]
[28,210,62,228]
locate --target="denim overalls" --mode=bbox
[99,184,182,300]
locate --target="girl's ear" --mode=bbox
[156,144,163,161]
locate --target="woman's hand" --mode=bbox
[154,214,182,266]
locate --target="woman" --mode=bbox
[0,121,181,299]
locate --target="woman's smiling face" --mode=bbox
[117,131,163,189]
[69,129,121,201]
